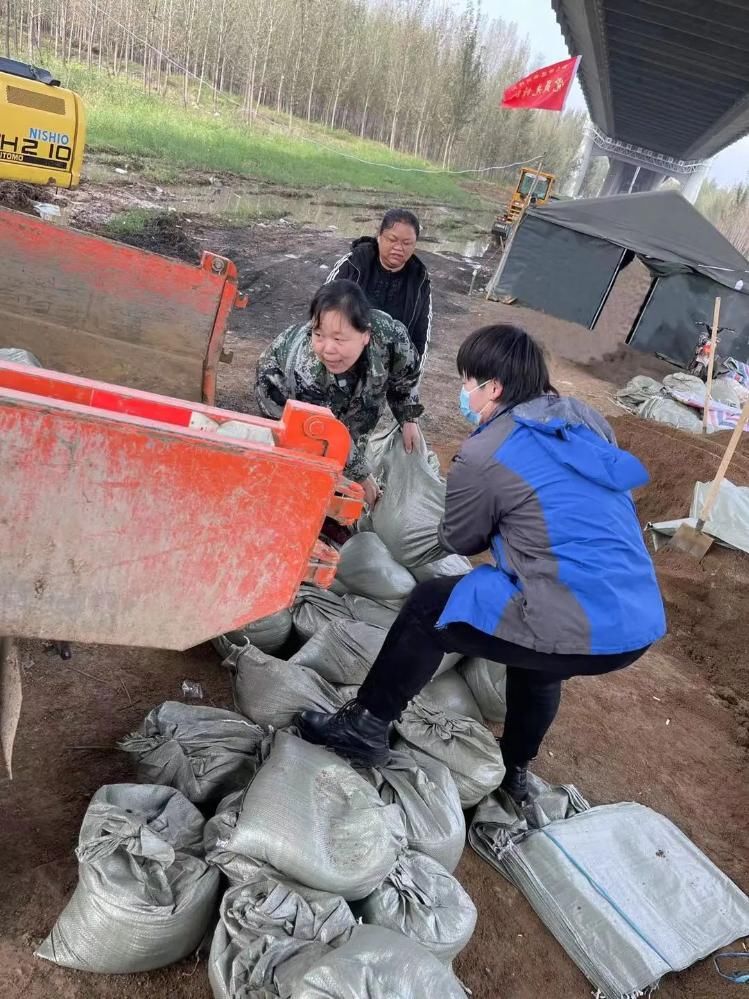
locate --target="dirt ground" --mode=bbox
[1,201,748,999]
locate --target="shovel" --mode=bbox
[669,398,749,560]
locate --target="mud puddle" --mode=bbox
[169,185,493,258]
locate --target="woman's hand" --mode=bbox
[402,421,422,454]
[362,474,381,509]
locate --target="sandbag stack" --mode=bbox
[209,424,506,732]
[39,424,493,995]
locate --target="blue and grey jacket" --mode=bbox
[437,395,666,656]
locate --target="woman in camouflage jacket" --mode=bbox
[255,279,423,507]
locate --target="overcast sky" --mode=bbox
[483,0,749,187]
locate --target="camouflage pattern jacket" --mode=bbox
[255,309,424,481]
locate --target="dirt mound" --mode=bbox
[110,212,200,263]
[581,345,675,387]
[613,413,749,525]
[614,413,749,743]
[655,548,749,747]
[0,181,51,213]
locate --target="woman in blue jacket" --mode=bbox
[298,324,666,802]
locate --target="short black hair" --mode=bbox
[310,279,371,332]
[457,324,557,408]
[379,208,420,238]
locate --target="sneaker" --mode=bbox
[500,763,529,804]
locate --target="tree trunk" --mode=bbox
[196,29,209,104]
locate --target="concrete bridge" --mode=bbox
[552,0,749,201]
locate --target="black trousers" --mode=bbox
[357,576,648,765]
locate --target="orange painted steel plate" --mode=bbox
[0,207,246,403]
[0,363,362,649]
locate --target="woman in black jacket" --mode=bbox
[326,208,432,375]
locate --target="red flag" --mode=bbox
[501,56,581,112]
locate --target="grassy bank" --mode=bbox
[57,62,482,206]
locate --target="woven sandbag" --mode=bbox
[418,670,481,722]
[335,532,416,603]
[213,608,293,656]
[119,701,269,804]
[36,784,219,973]
[395,699,505,808]
[290,620,387,685]
[354,850,476,963]
[411,554,472,582]
[224,732,406,901]
[293,585,353,642]
[227,643,344,729]
[292,925,466,998]
[369,750,465,873]
[209,870,356,999]
[458,657,507,723]
[370,430,446,568]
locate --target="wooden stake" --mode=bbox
[702,296,721,436]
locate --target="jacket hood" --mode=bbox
[350,236,428,278]
[511,396,649,492]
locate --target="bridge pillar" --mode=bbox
[563,126,595,197]
[681,162,710,204]
[600,159,638,196]
[631,167,666,193]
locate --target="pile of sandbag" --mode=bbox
[39,421,507,994]
[208,422,506,734]
[617,370,749,435]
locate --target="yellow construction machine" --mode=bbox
[492,167,556,246]
[0,56,85,188]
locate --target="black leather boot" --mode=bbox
[296,700,391,766]
[500,763,529,804]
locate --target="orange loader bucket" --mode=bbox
[0,361,363,649]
